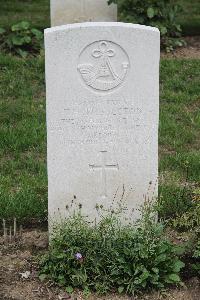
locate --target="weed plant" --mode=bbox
[159,164,200,231]
[180,229,200,278]
[192,237,200,276]
[0,21,43,58]
[40,202,185,295]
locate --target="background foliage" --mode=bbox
[108,0,185,51]
[192,238,200,276]
[0,21,43,57]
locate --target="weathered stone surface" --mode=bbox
[50,0,117,26]
[45,23,160,226]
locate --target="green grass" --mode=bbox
[0,0,50,29]
[0,54,199,222]
[159,59,200,217]
[176,0,200,35]
[0,54,47,222]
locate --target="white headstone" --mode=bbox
[50,0,117,26]
[45,23,160,225]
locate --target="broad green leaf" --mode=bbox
[152,267,159,274]
[11,36,24,45]
[169,11,175,22]
[147,7,155,19]
[156,253,167,262]
[160,26,167,36]
[118,286,124,293]
[11,24,20,31]
[66,286,74,293]
[16,48,28,58]
[58,274,66,285]
[140,270,150,281]
[23,36,31,43]
[31,28,43,40]
[192,263,200,271]
[174,245,186,256]
[173,260,185,272]
[12,21,30,31]
[174,40,184,47]
[0,27,6,34]
[39,274,47,282]
[168,274,181,282]
[20,21,30,30]
[175,24,182,32]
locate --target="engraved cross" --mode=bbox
[89,151,119,198]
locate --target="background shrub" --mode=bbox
[0,21,43,58]
[108,0,185,51]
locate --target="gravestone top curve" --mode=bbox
[45,22,160,34]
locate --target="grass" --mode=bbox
[0,54,199,223]
[0,54,47,222]
[159,59,200,217]
[0,0,50,29]
[176,0,200,36]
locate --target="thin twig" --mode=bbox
[14,218,17,237]
[3,219,6,241]
[9,226,12,243]
[4,228,8,244]
[19,225,23,238]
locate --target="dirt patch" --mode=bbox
[0,230,199,300]
[161,36,200,59]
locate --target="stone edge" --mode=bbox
[44,22,160,35]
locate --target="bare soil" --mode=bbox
[0,230,200,300]
[161,36,200,59]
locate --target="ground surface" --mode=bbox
[0,230,200,300]
[162,36,200,59]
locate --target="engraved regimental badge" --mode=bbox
[78,40,130,92]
